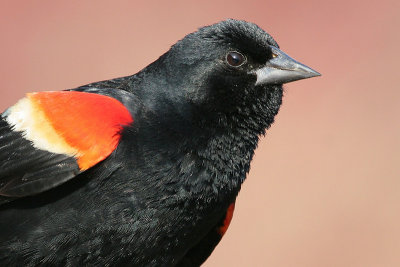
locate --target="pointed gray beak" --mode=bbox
[254,46,321,85]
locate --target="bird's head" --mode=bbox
[140,19,320,134]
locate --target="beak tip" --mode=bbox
[299,64,321,79]
[309,70,321,78]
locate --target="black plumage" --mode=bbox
[0,19,319,266]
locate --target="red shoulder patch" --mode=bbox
[29,91,133,170]
[218,202,236,236]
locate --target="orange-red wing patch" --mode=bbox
[218,202,235,236]
[29,91,133,170]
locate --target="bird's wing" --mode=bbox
[0,91,133,199]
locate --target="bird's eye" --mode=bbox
[226,51,246,67]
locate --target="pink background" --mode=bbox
[1,1,399,266]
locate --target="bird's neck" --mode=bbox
[127,106,265,205]
[112,71,282,201]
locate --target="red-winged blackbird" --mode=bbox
[0,19,319,266]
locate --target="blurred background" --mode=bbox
[1,0,399,266]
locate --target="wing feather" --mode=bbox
[0,91,133,200]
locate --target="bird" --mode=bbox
[0,19,320,266]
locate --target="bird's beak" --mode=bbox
[254,46,321,85]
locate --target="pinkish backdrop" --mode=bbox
[1,1,399,266]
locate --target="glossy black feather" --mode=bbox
[0,117,79,200]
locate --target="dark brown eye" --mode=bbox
[226,51,246,67]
